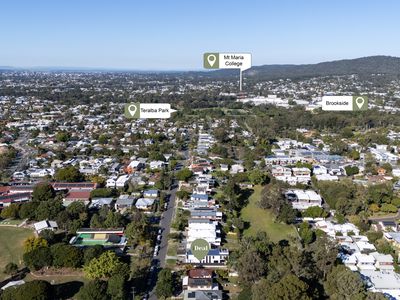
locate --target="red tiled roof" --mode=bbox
[65,191,91,200]
[188,268,213,278]
[0,186,10,195]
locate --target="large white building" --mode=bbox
[285,189,322,210]
[187,219,221,247]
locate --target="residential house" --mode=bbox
[187,219,220,247]
[89,198,114,209]
[183,290,222,300]
[149,160,164,170]
[143,189,158,198]
[186,248,228,265]
[230,164,244,174]
[285,189,322,210]
[63,191,91,206]
[135,198,155,210]
[33,220,58,234]
[115,195,135,211]
[371,252,394,270]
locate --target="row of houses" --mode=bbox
[183,167,229,265]
[313,219,400,299]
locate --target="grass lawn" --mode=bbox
[241,185,298,243]
[25,273,88,285]
[0,227,34,280]
[0,219,24,226]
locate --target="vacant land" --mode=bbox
[0,227,33,280]
[241,185,298,242]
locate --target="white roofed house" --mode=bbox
[355,253,376,270]
[186,248,229,265]
[285,189,322,210]
[313,165,328,175]
[150,160,164,170]
[115,195,135,212]
[115,175,131,188]
[271,166,292,182]
[106,176,117,188]
[292,167,311,184]
[33,220,58,234]
[230,164,244,174]
[371,252,394,270]
[143,189,158,198]
[187,219,221,247]
[135,198,155,210]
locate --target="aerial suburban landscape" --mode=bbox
[2,1,400,300]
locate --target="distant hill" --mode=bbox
[206,56,400,80]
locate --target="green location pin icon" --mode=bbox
[191,239,210,262]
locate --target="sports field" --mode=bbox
[0,227,34,279]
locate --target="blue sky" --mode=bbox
[1,0,399,70]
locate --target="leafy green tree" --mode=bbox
[76,280,108,300]
[23,247,52,270]
[83,245,104,265]
[259,184,283,211]
[35,200,63,220]
[248,169,269,185]
[83,251,124,279]
[39,229,56,244]
[50,243,83,268]
[23,237,48,253]
[325,265,365,299]
[302,206,328,218]
[1,280,52,300]
[103,211,125,228]
[380,203,397,213]
[3,262,18,275]
[268,274,310,300]
[299,222,315,245]
[19,201,39,219]
[175,168,193,182]
[252,278,271,300]
[277,203,297,224]
[349,149,360,160]
[66,201,86,218]
[54,166,84,182]
[56,132,70,143]
[107,273,128,300]
[237,249,265,285]
[155,268,173,299]
[125,213,147,246]
[0,203,20,219]
[91,188,116,198]
[32,182,55,202]
[345,166,359,176]
[311,235,338,280]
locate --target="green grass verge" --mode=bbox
[241,185,298,243]
[0,219,24,226]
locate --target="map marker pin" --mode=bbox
[207,54,216,67]
[355,97,365,109]
[191,239,210,262]
[128,104,138,117]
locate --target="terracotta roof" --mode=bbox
[65,191,91,200]
[0,186,10,195]
[188,268,213,278]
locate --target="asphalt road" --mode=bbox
[147,150,189,300]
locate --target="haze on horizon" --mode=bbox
[1,0,400,70]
